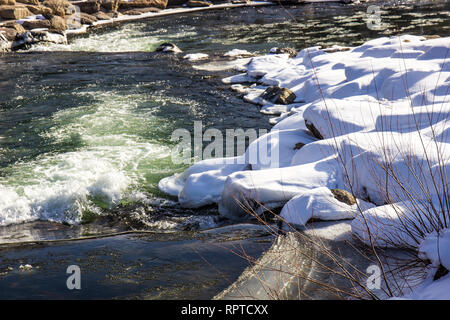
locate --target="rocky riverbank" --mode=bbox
[0,0,371,51]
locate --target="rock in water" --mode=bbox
[270,47,298,58]
[330,189,356,206]
[261,86,296,105]
[155,42,182,53]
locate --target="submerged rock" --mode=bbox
[155,42,182,53]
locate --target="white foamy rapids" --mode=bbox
[27,24,198,52]
[0,91,171,226]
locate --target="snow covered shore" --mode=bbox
[160,35,450,298]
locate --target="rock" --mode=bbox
[25,4,53,16]
[22,19,52,30]
[0,5,32,19]
[423,35,441,40]
[30,29,67,43]
[0,27,18,40]
[119,0,167,9]
[305,120,324,140]
[185,0,211,7]
[293,142,305,150]
[100,0,119,12]
[0,32,10,52]
[76,0,100,14]
[270,47,298,58]
[92,10,111,20]
[42,0,70,17]
[78,12,98,24]
[123,6,160,14]
[155,42,182,53]
[261,86,296,105]
[48,14,67,32]
[17,0,39,4]
[330,189,356,206]
[167,0,186,6]
[0,0,15,5]
[2,22,26,32]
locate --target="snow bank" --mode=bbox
[159,35,450,248]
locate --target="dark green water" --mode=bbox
[0,0,448,299]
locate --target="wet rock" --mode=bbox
[261,86,296,105]
[330,189,356,206]
[22,19,52,30]
[30,29,67,43]
[155,42,182,53]
[270,47,298,58]
[119,0,168,9]
[75,0,101,14]
[185,0,212,7]
[0,5,32,19]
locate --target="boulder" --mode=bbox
[185,0,211,6]
[48,14,67,32]
[261,86,296,105]
[100,0,119,12]
[0,0,15,5]
[25,4,53,15]
[123,6,159,14]
[42,0,70,17]
[0,5,32,19]
[330,189,356,206]
[0,27,17,41]
[17,0,39,4]
[78,12,97,24]
[76,0,100,14]
[2,22,26,33]
[22,19,52,30]
[119,0,167,9]
[92,10,111,19]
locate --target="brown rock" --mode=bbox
[79,12,97,24]
[185,0,211,6]
[92,10,111,20]
[22,19,52,29]
[2,22,26,33]
[17,0,39,4]
[123,6,159,14]
[76,0,100,14]
[0,5,32,19]
[49,14,67,32]
[330,189,356,206]
[119,0,167,9]
[100,0,119,12]
[43,0,70,17]
[26,4,54,15]
[0,27,17,41]
[0,0,15,5]
[261,86,296,105]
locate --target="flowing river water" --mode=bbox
[0,1,448,299]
